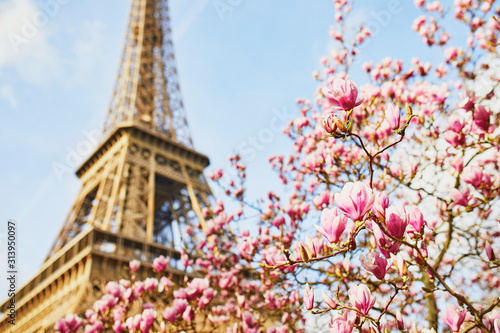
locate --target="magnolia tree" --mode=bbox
[55,0,500,332]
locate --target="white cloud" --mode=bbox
[0,0,115,89]
[0,84,17,108]
[0,0,61,84]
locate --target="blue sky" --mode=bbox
[0,0,446,295]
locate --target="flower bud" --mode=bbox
[486,242,496,261]
[299,243,310,262]
[303,284,314,310]
[385,103,401,130]
[322,291,337,309]
[333,116,348,133]
[322,113,338,134]
[405,103,413,120]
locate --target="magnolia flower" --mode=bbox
[303,283,314,310]
[450,188,472,208]
[322,113,338,134]
[315,208,348,244]
[322,78,363,111]
[391,253,408,277]
[473,105,491,132]
[360,251,389,280]
[367,220,401,258]
[173,299,188,314]
[406,205,425,234]
[371,191,389,220]
[385,206,409,239]
[54,314,82,333]
[322,291,337,309]
[334,182,375,221]
[385,103,401,130]
[444,130,465,148]
[348,284,376,315]
[144,278,158,292]
[129,259,140,274]
[462,167,484,188]
[442,304,467,332]
[182,306,194,322]
[163,307,176,323]
[485,242,496,261]
[329,312,354,333]
[106,281,124,300]
[152,255,170,272]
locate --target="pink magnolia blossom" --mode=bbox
[396,311,404,329]
[303,283,314,310]
[173,298,188,314]
[322,113,338,133]
[367,220,401,258]
[144,278,158,292]
[348,284,376,315]
[385,206,409,239]
[494,318,500,333]
[444,130,465,148]
[304,236,322,259]
[94,294,116,315]
[473,105,491,132]
[485,242,496,261]
[129,259,140,274]
[412,15,426,31]
[406,205,425,234]
[272,215,286,228]
[385,103,401,130]
[450,155,464,173]
[329,312,354,333]
[84,323,103,333]
[450,188,472,208]
[391,253,408,277]
[113,321,124,333]
[459,91,477,111]
[152,255,170,273]
[106,282,124,301]
[322,291,337,309]
[334,182,375,221]
[359,251,389,280]
[414,0,425,7]
[163,307,176,323]
[141,309,156,329]
[313,190,331,209]
[315,208,348,244]
[55,314,82,333]
[462,167,484,188]
[159,276,173,292]
[447,115,465,133]
[371,191,389,220]
[322,78,363,111]
[427,1,442,11]
[442,304,467,332]
[182,306,194,322]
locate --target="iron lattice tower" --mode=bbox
[0,1,211,332]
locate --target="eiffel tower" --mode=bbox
[0,0,212,331]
